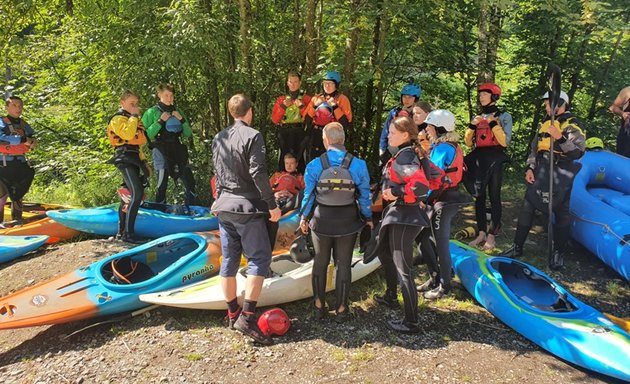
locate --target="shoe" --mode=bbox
[500,244,523,258]
[387,318,420,334]
[334,309,352,324]
[313,306,328,321]
[373,292,399,309]
[223,306,242,329]
[233,314,273,345]
[549,250,564,271]
[423,284,450,301]
[416,277,438,293]
[121,234,148,244]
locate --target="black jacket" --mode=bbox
[211,119,277,214]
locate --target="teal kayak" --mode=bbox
[450,240,630,382]
[0,235,49,264]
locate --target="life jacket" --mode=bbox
[537,117,583,154]
[282,92,305,124]
[432,142,464,190]
[316,152,356,206]
[107,113,148,148]
[474,113,502,148]
[313,102,336,127]
[385,146,432,204]
[155,105,183,142]
[0,117,30,156]
[272,172,302,195]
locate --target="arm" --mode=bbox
[464,127,475,147]
[498,112,513,145]
[555,121,586,160]
[389,150,430,203]
[526,132,539,171]
[300,94,312,118]
[248,133,277,210]
[109,115,140,141]
[352,159,373,220]
[609,86,630,119]
[142,107,164,140]
[0,120,25,145]
[333,94,353,123]
[299,160,320,219]
[379,109,396,151]
[271,96,286,125]
[178,109,192,139]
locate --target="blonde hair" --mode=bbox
[431,131,460,144]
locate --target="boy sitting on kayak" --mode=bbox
[269,152,305,211]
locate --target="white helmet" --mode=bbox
[424,109,456,132]
[542,91,569,105]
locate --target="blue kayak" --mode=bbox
[0,235,49,264]
[570,150,630,281]
[47,203,218,238]
[450,240,630,382]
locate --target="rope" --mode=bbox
[570,211,629,246]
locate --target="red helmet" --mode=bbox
[257,308,291,336]
[478,83,502,100]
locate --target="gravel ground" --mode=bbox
[0,203,628,384]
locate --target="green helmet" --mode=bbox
[585,137,604,150]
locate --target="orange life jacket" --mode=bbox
[0,117,30,156]
[107,115,148,147]
[442,142,465,188]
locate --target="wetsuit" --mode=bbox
[271,90,311,172]
[142,102,196,205]
[107,109,149,238]
[0,116,36,222]
[300,145,371,314]
[303,93,352,162]
[366,144,432,325]
[463,105,513,235]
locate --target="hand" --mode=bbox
[313,96,325,107]
[128,106,140,116]
[142,161,152,176]
[294,99,303,108]
[160,112,171,121]
[172,111,183,120]
[366,220,374,230]
[269,207,282,222]
[623,111,630,122]
[547,121,562,140]
[299,218,309,234]
[283,98,293,107]
[525,169,535,184]
[382,188,397,201]
[25,137,37,147]
[471,116,482,126]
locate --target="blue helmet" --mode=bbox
[401,83,421,98]
[323,71,341,85]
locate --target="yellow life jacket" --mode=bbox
[107,114,148,148]
[537,117,584,153]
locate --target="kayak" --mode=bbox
[0,217,79,244]
[0,233,216,330]
[139,248,381,310]
[0,235,49,264]
[450,240,630,382]
[1,202,70,225]
[570,150,630,281]
[47,203,219,238]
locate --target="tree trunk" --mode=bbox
[66,0,73,16]
[342,0,364,151]
[477,1,502,84]
[369,0,389,166]
[303,0,318,84]
[363,0,385,158]
[291,0,303,70]
[238,0,253,91]
[567,25,593,103]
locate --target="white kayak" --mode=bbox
[139,249,381,310]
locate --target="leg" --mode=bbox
[120,165,144,238]
[374,228,399,308]
[416,227,440,292]
[484,166,504,250]
[470,187,488,247]
[311,231,333,311]
[500,198,536,258]
[0,194,7,223]
[180,166,197,206]
[331,233,357,314]
[389,224,421,323]
[155,168,169,204]
[427,204,459,297]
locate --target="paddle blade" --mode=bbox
[546,63,562,111]
[604,312,630,333]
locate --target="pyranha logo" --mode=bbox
[31,294,48,307]
[182,264,215,283]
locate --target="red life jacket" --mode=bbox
[474,116,500,148]
[443,142,465,188]
[386,147,431,204]
[0,117,30,156]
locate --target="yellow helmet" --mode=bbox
[585,137,604,150]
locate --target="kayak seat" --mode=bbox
[104,256,155,285]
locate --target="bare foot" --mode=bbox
[482,234,496,251]
[469,231,486,247]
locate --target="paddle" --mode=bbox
[63,304,160,339]
[546,63,562,269]
[604,312,630,333]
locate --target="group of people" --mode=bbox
[3,71,629,345]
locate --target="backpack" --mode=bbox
[316,152,356,206]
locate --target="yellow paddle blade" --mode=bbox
[604,312,630,333]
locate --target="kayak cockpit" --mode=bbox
[491,260,577,313]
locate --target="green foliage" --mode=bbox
[1,0,628,206]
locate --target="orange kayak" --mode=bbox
[0,217,79,244]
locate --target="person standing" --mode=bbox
[106,90,150,244]
[464,83,513,251]
[609,86,630,158]
[271,71,311,172]
[303,71,352,162]
[0,96,36,224]
[142,83,197,205]
[299,122,372,323]
[378,83,422,166]
[501,91,585,270]
[367,116,433,333]
[212,94,281,345]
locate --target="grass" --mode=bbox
[185,353,203,362]
[605,281,622,296]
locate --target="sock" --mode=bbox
[226,298,240,315]
[242,300,257,317]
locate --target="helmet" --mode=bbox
[585,137,604,150]
[289,233,315,263]
[478,83,501,101]
[542,90,570,106]
[313,103,335,127]
[257,308,291,336]
[401,83,422,98]
[423,109,456,132]
[323,71,341,85]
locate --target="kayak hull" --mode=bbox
[450,240,630,382]
[0,217,79,244]
[0,235,49,264]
